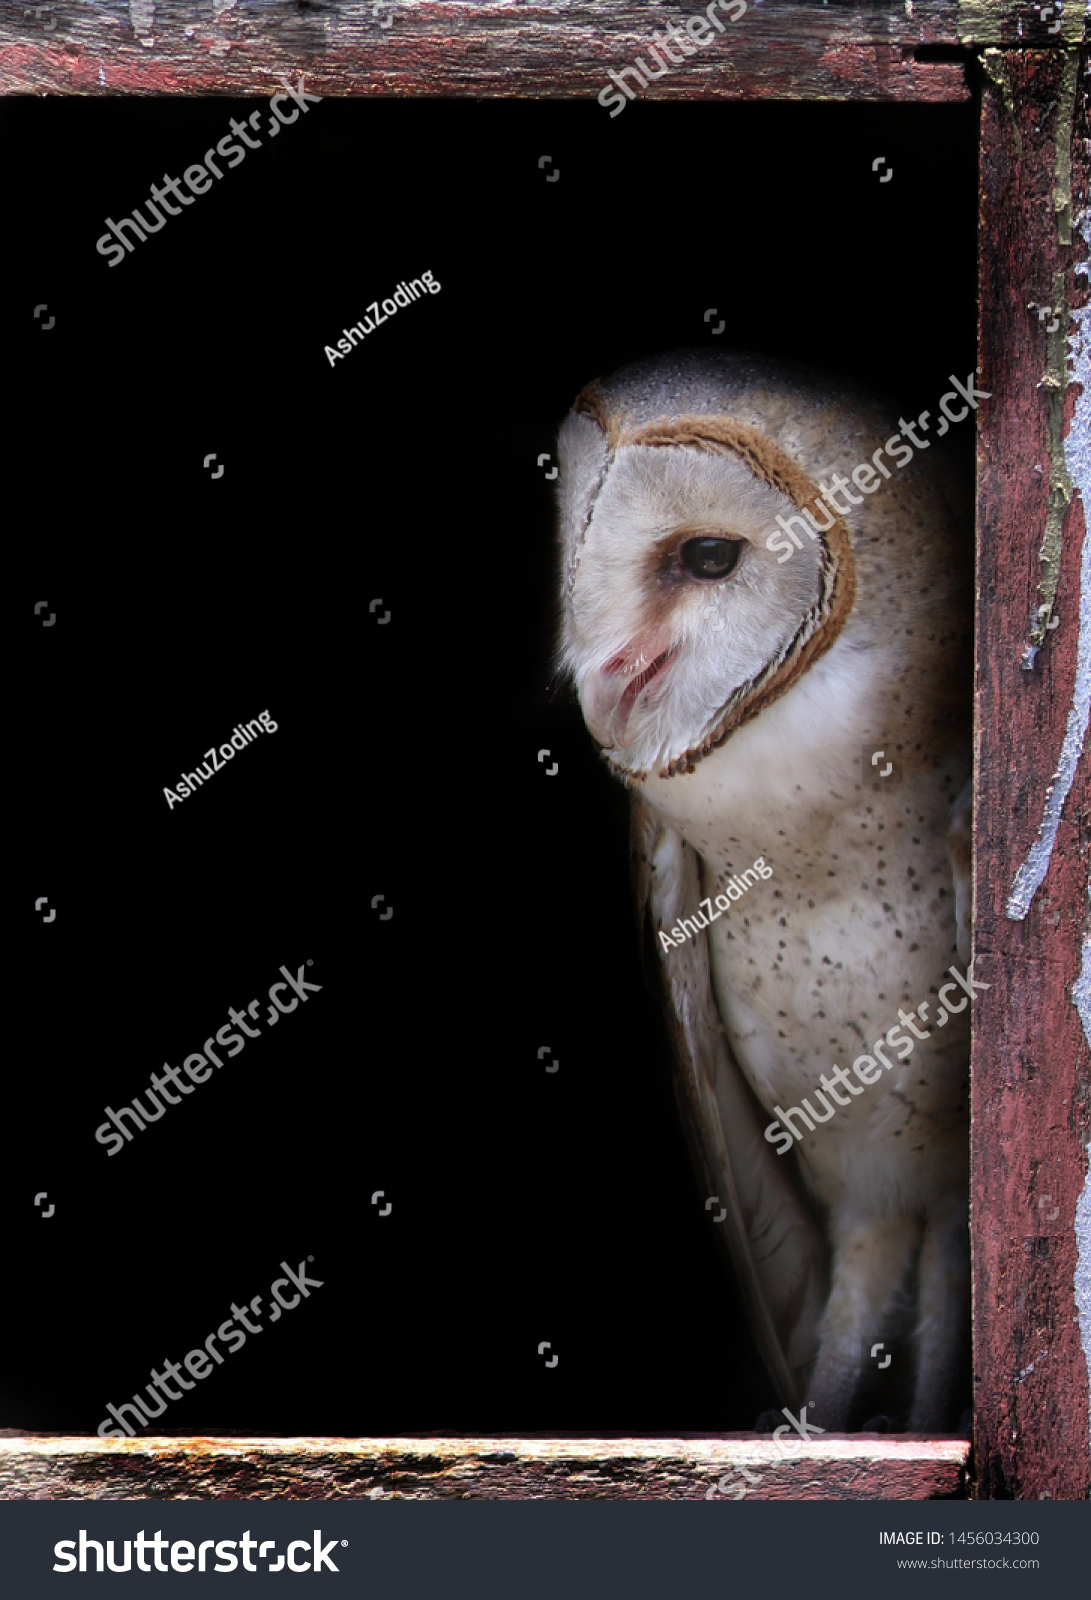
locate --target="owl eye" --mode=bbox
[680,537,743,580]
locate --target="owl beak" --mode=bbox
[582,644,674,749]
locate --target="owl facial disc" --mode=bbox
[557,366,857,783]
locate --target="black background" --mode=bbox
[6,90,976,1435]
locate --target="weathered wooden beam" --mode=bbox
[972,45,1091,1501]
[0,1435,970,1499]
[0,0,1013,101]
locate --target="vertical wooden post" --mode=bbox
[974,46,1090,1500]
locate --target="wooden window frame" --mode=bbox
[3,1,1088,1500]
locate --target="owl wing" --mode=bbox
[631,794,828,1412]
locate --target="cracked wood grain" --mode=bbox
[0,1435,969,1500]
[0,1,985,99]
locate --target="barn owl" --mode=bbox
[556,350,973,1432]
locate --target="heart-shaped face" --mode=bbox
[556,353,857,782]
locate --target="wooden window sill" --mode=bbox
[0,1434,969,1500]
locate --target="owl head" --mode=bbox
[555,349,923,783]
